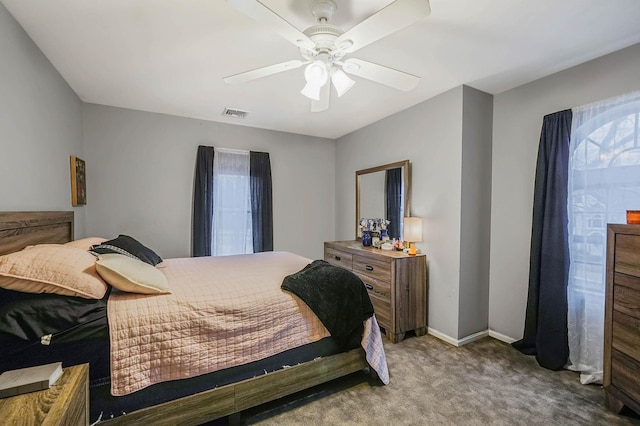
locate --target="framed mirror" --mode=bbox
[356,160,410,240]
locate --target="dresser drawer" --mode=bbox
[612,309,640,361]
[352,254,392,282]
[614,273,640,320]
[324,247,352,270]
[357,273,391,302]
[615,234,640,278]
[611,348,640,406]
[368,293,392,330]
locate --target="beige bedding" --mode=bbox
[107,251,331,396]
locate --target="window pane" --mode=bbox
[212,150,253,256]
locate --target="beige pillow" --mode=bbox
[96,254,170,295]
[65,237,108,251]
[0,244,108,299]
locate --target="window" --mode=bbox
[567,91,640,383]
[211,148,253,256]
[193,146,272,257]
[569,96,640,293]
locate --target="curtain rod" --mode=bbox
[215,147,249,154]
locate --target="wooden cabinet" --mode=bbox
[0,364,89,425]
[605,225,640,415]
[324,240,427,343]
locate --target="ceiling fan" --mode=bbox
[223,0,431,112]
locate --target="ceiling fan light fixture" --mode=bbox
[301,81,322,100]
[301,60,329,100]
[331,68,354,97]
[304,60,328,85]
[226,0,427,109]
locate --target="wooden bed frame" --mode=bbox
[0,211,370,425]
[0,211,74,255]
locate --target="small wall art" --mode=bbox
[70,155,86,206]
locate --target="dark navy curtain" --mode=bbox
[250,151,273,252]
[512,109,572,370]
[386,168,402,240]
[192,145,214,257]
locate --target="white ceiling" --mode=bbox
[3,0,640,139]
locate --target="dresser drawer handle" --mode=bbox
[334,255,341,261]
[365,265,374,271]
[364,283,373,290]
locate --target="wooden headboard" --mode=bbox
[0,211,74,256]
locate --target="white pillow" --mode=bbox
[96,254,170,295]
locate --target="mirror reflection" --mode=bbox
[359,172,385,219]
[356,160,410,240]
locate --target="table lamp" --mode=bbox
[403,217,422,256]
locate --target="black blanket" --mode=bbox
[281,260,374,348]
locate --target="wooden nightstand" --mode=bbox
[325,240,427,343]
[0,363,89,425]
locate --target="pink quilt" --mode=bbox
[107,251,389,396]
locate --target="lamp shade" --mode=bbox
[403,217,422,242]
[301,82,322,100]
[304,61,328,85]
[301,61,329,101]
[331,68,354,97]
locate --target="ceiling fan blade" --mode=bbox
[223,60,305,85]
[335,0,431,53]
[311,81,331,112]
[226,0,315,50]
[341,58,420,91]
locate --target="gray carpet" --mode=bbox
[237,334,640,425]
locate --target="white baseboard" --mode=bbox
[427,328,460,346]
[458,330,490,346]
[427,328,488,347]
[488,330,517,344]
[427,328,516,346]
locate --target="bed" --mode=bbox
[0,211,387,424]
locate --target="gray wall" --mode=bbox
[0,2,85,236]
[489,42,640,340]
[336,86,493,342]
[82,104,335,260]
[336,86,466,340]
[459,86,493,339]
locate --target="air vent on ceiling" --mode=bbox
[222,107,249,119]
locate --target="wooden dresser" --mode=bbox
[324,240,427,343]
[604,224,640,415]
[0,363,89,425]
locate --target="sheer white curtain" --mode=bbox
[211,148,253,256]
[567,91,640,384]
